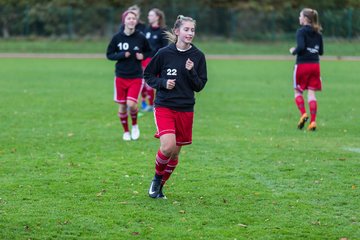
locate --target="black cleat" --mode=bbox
[148,176,162,198]
[156,185,167,199]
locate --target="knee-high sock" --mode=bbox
[161,159,178,185]
[155,150,170,176]
[295,95,306,115]
[118,112,129,132]
[130,108,138,126]
[309,100,317,122]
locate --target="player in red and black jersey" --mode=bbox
[106,10,151,141]
[144,15,208,199]
[290,8,324,131]
[141,8,169,112]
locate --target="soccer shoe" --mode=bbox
[142,105,154,112]
[307,121,317,131]
[131,125,140,140]
[156,185,167,199]
[148,177,162,198]
[122,132,131,141]
[297,113,309,130]
[141,101,148,110]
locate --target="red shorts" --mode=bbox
[114,77,144,104]
[141,57,152,70]
[154,107,194,146]
[293,63,322,92]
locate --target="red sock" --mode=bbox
[118,112,129,132]
[155,150,170,176]
[130,108,138,125]
[147,88,155,106]
[295,95,306,115]
[141,87,147,99]
[309,100,317,122]
[161,159,178,185]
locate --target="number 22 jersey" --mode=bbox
[144,43,208,112]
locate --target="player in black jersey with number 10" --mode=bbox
[106,10,151,141]
[144,15,208,199]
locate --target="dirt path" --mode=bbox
[0,53,359,61]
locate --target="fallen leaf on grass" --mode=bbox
[179,210,186,214]
[96,189,106,197]
[311,220,321,225]
[237,223,247,228]
[132,232,140,235]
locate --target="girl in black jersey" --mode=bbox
[290,8,324,131]
[144,15,208,199]
[141,8,168,112]
[107,10,151,141]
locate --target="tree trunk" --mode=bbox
[1,17,10,38]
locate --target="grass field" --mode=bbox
[0,57,359,239]
[0,38,359,56]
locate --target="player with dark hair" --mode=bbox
[107,10,151,141]
[290,8,324,131]
[144,15,208,198]
[127,4,146,33]
[141,8,169,112]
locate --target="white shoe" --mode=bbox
[123,132,131,141]
[131,125,140,140]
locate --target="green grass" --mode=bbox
[0,58,359,239]
[0,38,359,56]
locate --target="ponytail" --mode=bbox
[302,8,323,33]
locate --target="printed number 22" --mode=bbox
[167,69,177,76]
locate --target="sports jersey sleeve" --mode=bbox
[160,29,169,49]
[319,35,324,56]
[106,35,126,61]
[187,54,207,92]
[144,54,167,90]
[292,29,305,55]
[141,35,152,59]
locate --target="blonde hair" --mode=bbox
[165,15,196,43]
[301,8,323,33]
[128,5,140,18]
[150,8,166,28]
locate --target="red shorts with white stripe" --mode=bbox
[293,63,322,92]
[114,77,144,104]
[154,107,194,146]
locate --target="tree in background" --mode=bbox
[0,0,359,38]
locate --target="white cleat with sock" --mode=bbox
[123,132,131,141]
[131,125,140,140]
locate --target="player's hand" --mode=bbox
[136,52,144,60]
[125,51,131,58]
[166,79,176,90]
[185,58,194,70]
[289,47,295,54]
